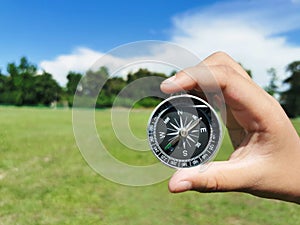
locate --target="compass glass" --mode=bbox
[147,94,222,168]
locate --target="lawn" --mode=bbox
[0,106,299,225]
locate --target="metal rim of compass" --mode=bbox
[147,94,223,169]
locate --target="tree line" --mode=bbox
[0,57,299,117]
[0,57,168,108]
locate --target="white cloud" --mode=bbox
[39,42,200,86]
[40,1,300,88]
[40,47,104,86]
[170,0,300,87]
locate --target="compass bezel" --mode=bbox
[147,94,223,168]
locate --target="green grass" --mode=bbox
[0,106,299,225]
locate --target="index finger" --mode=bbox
[160,54,280,133]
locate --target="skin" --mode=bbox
[160,52,300,204]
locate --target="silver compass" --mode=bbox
[147,94,222,168]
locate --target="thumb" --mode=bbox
[168,161,257,193]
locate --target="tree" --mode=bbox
[0,70,6,91]
[35,71,62,106]
[66,72,83,95]
[124,68,168,107]
[280,61,300,118]
[2,57,63,106]
[0,71,8,104]
[6,57,37,105]
[71,66,110,108]
[96,77,127,107]
[103,77,126,96]
[66,72,83,107]
[83,66,109,97]
[265,68,279,97]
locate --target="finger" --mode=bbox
[168,160,258,193]
[160,51,251,94]
[161,64,257,107]
[214,94,246,149]
[201,51,252,80]
[161,63,277,133]
[201,52,250,147]
[160,72,198,94]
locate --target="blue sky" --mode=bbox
[1,0,300,86]
[0,0,208,64]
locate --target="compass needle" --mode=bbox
[186,120,193,130]
[186,117,202,132]
[164,135,180,150]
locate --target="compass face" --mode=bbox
[147,94,222,168]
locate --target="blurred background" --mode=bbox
[0,0,300,224]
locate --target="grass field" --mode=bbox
[0,106,299,225]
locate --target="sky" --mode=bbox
[0,0,300,87]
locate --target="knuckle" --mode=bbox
[205,176,219,192]
[216,64,232,75]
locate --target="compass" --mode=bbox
[147,94,222,168]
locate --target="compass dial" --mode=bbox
[147,94,222,168]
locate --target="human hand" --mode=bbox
[160,52,300,204]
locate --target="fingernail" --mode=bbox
[174,181,192,192]
[161,75,176,85]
